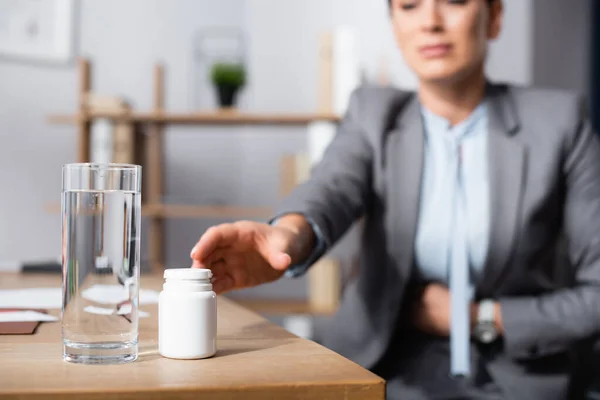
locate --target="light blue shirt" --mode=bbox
[415,103,490,297]
[414,102,490,376]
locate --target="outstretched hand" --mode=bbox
[189,221,298,294]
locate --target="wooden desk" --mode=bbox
[0,273,384,399]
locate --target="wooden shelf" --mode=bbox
[48,110,340,126]
[152,204,273,219]
[44,203,273,219]
[230,297,337,316]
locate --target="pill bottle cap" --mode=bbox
[164,268,212,281]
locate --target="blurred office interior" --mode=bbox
[0,0,596,338]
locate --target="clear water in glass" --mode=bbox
[62,164,141,364]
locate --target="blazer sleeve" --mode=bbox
[273,89,374,262]
[499,101,600,359]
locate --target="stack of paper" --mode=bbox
[81,285,160,305]
[0,311,58,323]
[0,288,62,309]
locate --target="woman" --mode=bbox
[190,0,600,398]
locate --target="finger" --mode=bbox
[205,248,228,266]
[212,274,235,294]
[270,252,292,270]
[191,258,227,279]
[190,224,239,261]
[210,260,227,278]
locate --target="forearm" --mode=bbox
[471,289,599,360]
[273,213,316,265]
[497,286,600,358]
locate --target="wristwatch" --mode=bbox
[473,299,499,344]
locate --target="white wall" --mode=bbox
[532,0,591,96]
[0,42,75,268]
[486,0,534,85]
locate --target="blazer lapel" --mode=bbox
[386,95,424,275]
[477,84,526,297]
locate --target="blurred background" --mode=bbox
[0,0,595,335]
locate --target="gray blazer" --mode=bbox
[276,82,600,399]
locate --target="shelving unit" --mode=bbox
[48,111,340,125]
[48,58,341,276]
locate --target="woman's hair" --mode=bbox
[388,0,494,7]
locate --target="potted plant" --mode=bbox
[210,62,246,108]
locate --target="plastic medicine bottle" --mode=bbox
[158,268,217,359]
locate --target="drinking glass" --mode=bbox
[61,163,142,364]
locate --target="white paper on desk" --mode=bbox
[0,288,62,309]
[84,305,149,318]
[139,290,160,305]
[0,310,58,322]
[117,304,149,318]
[82,285,159,306]
[83,305,114,316]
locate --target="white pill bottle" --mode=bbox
[158,268,217,359]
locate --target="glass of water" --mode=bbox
[62,163,142,364]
